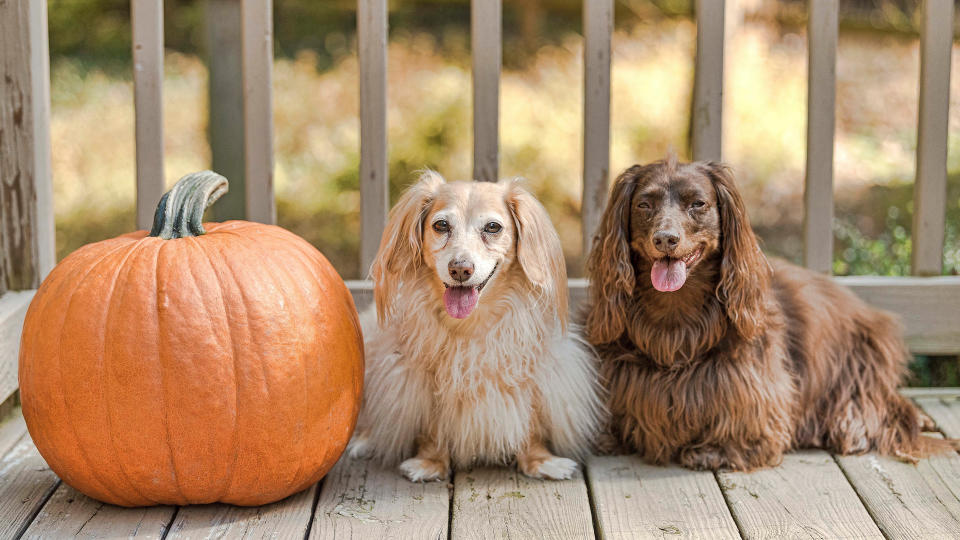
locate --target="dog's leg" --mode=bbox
[398,434,450,482]
[517,436,578,480]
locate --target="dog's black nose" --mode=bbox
[653,230,680,254]
[448,259,474,282]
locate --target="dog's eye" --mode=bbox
[483,222,502,234]
[691,200,706,209]
[433,220,450,233]
[637,201,651,210]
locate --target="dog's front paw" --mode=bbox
[520,456,578,480]
[346,436,374,460]
[399,457,449,482]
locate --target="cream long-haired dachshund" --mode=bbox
[348,171,605,482]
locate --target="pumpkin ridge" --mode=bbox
[99,239,163,506]
[193,239,244,502]
[55,239,145,506]
[153,239,190,504]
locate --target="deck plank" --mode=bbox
[718,450,882,539]
[0,435,60,539]
[586,455,739,539]
[21,484,174,539]
[166,484,316,539]
[0,406,27,458]
[835,442,960,538]
[451,466,593,540]
[916,396,960,438]
[311,457,449,540]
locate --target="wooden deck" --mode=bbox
[3,390,960,539]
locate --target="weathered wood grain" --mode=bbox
[206,0,247,222]
[131,0,166,231]
[451,466,593,539]
[311,457,449,540]
[240,0,275,224]
[0,290,34,404]
[22,484,175,539]
[916,396,960,438]
[912,0,954,276]
[692,0,725,161]
[803,0,838,274]
[167,484,316,539]
[358,0,389,275]
[719,450,882,539]
[586,455,739,539]
[836,444,960,538]
[471,0,501,181]
[581,0,613,261]
[0,435,60,539]
[0,407,27,458]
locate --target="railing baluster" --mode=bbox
[582,0,613,261]
[240,0,275,224]
[472,0,501,182]
[29,0,54,279]
[692,0,725,162]
[803,0,838,274]
[359,0,388,275]
[131,0,165,231]
[912,0,954,276]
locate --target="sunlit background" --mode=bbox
[47,0,960,381]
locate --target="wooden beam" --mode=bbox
[912,0,954,276]
[240,0,275,224]
[131,0,166,231]
[29,1,54,280]
[803,0,838,274]
[581,0,613,262]
[358,0,389,275]
[0,291,34,406]
[692,0,725,161]
[471,0,501,181]
[206,0,247,221]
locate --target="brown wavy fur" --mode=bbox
[584,157,948,470]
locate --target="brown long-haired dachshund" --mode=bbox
[584,155,946,470]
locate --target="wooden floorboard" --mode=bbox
[311,457,449,540]
[451,466,594,540]
[0,434,60,539]
[20,483,174,539]
[586,455,739,539]
[835,440,960,539]
[166,484,316,539]
[916,395,960,438]
[718,450,883,539]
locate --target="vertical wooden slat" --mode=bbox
[803,0,838,274]
[472,0,501,182]
[131,0,166,231]
[206,0,246,222]
[240,0,275,224]
[29,1,54,278]
[912,0,954,276]
[358,0,389,275]
[692,0,725,162]
[582,0,613,260]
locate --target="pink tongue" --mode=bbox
[651,259,688,292]
[443,286,480,318]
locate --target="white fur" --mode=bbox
[352,174,607,478]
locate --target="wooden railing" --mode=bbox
[1,0,958,407]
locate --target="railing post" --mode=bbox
[472,0,502,182]
[241,0,276,224]
[692,0,725,162]
[358,0,389,275]
[912,0,953,276]
[582,0,613,259]
[803,0,838,274]
[131,0,166,231]
[1,0,55,291]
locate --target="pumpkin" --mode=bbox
[18,171,363,507]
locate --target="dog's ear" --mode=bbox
[703,162,770,340]
[584,167,640,344]
[505,180,569,331]
[370,170,444,324]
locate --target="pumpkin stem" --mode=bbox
[149,171,229,239]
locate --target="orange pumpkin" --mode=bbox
[18,171,363,507]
